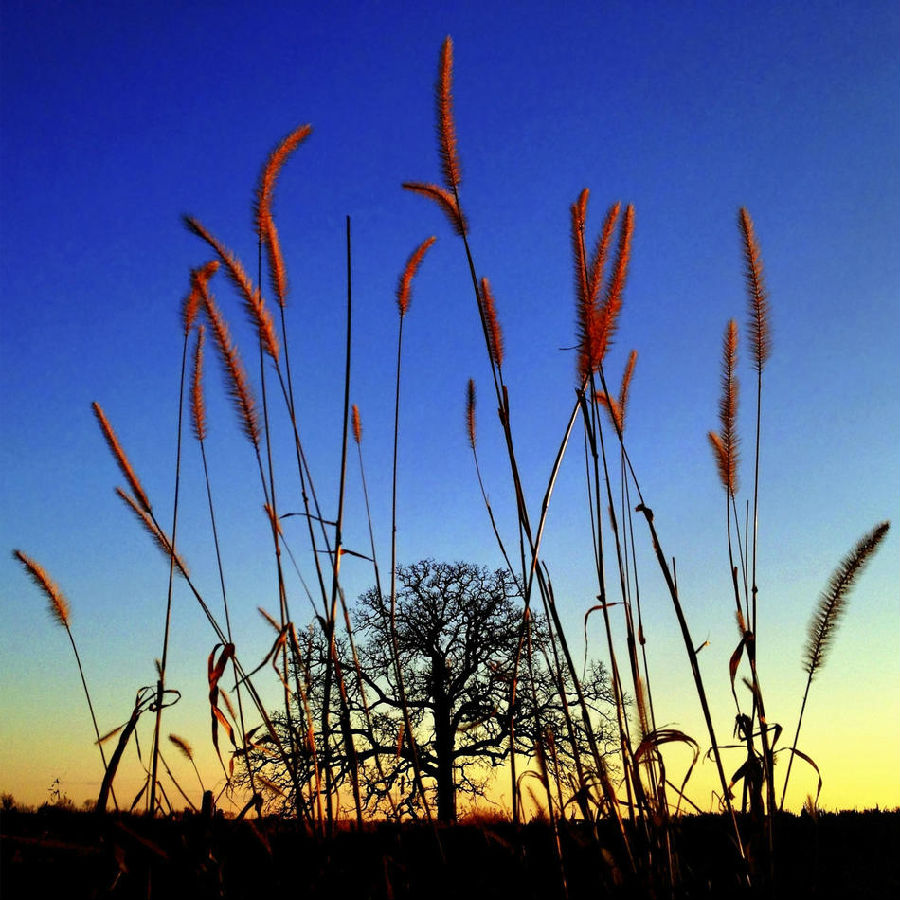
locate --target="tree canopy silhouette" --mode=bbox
[249,559,618,822]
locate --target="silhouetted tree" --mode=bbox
[246,559,618,822]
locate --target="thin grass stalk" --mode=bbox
[191,326,259,813]
[577,215,649,806]
[118,484,303,818]
[13,551,118,809]
[186,215,334,618]
[524,617,569,899]
[324,216,364,827]
[579,389,638,820]
[537,568,634,869]
[388,311,432,821]
[595,394,650,754]
[780,520,890,808]
[353,406,384,599]
[286,625,324,826]
[346,413,402,820]
[427,147,622,843]
[619,445,664,813]
[148,285,198,815]
[409,38,631,862]
[465,380,514,574]
[739,208,770,638]
[247,222,305,825]
[509,397,581,821]
[634,502,745,861]
[588,334,747,854]
[622,465,658,740]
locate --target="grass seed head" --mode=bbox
[13,550,70,628]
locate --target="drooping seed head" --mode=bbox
[13,550,70,628]
[396,236,437,317]
[92,402,152,514]
[255,124,313,308]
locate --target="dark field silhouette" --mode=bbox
[3,804,898,898]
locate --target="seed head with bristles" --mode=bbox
[115,488,190,577]
[92,402,152,514]
[478,277,504,369]
[617,349,638,433]
[436,36,461,192]
[573,194,628,382]
[596,392,623,433]
[396,236,436,317]
[709,320,739,494]
[168,733,194,761]
[465,378,476,450]
[181,261,219,335]
[593,203,634,364]
[402,182,468,236]
[255,123,312,308]
[571,189,593,380]
[184,216,280,363]
[587,203,621,311]
[13,550,70,628]
[351,404,362,445]
[803,521,890,680]
[738,207,771,373]
[190,325,207,442]
[194,275,261,450]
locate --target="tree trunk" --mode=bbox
[432,655,456,822]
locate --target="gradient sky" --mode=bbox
[1,0,897,814]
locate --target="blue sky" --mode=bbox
[1,0,897,811]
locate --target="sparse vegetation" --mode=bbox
[6,35,892,898]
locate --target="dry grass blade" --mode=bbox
[195,275,262,449]
[803,520,890,679]
[13,549,70,627]
[396,235,437,317]
[255,124,312,307]
[184,215,280,363]
[92,402,152,514]
[478,277,504,368]
[208,643,238,772]
[436,36,461,191]
[402,182,467,235]
[738,207,770,373]
[466,378,476,449]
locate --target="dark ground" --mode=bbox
[2,805,898,899]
